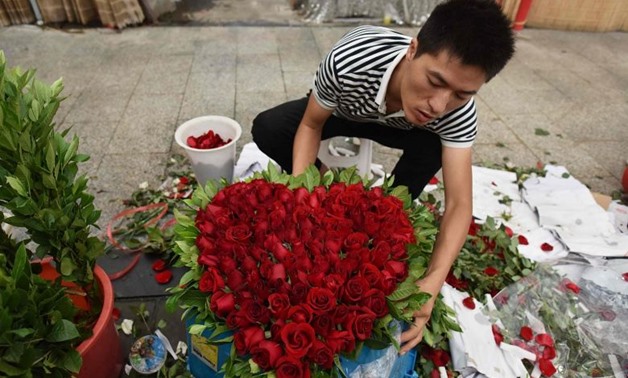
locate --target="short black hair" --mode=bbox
[416,0,515,81]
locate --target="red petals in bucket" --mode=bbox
[517,235,529,245]
[484,267,499,277]
[155,270,173,284]
[540,242,554,252]
[187,130,232,150]
[539,358,557,377]
[519,326,533,341]
[462,297,476,310]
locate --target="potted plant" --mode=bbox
[0,51,122,376]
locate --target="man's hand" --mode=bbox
[399,275,442,355]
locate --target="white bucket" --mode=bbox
[174,116,242,186]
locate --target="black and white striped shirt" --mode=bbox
[313,25,478,148]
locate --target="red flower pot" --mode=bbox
[76,265,123,378]
[37,259,123,377]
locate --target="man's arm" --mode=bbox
[399,145,473,354]
[292,95,334,176]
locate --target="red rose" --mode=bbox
[251,340,282,370]
[349,310,376,341]
[343,232,369,251]
[288,282,309,305]
[323,274,345,295]
[325,330,355,354]
[311,315,334,337]
[484,266,499,277]
[431,349,450,367]
[241,299,270,324]
[361,289,388,317]
[276,356,310,378]
[225,224,251,243]
[226,311,250,329]
[308,339,334,370]
[225,269,246,292]
[209,291,235,318]
[342,276,369,303]
[233,325,265,355]
[199,268,225,293]
[520,326,533,341]
[287,304,313,324]
[280,322,315,358]
[385,260,408,282]
[306,287,336,315]
[268,293,291,319]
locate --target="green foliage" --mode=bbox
[0,245,82,377]
[0,51,104,285]
[0,50,108,376]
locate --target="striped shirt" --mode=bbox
[313,25,478,148]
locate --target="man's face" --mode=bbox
[400,38,487,125]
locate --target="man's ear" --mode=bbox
[407,38,419,60]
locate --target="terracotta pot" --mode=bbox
[37,259,123,377]
[76,265,123,378]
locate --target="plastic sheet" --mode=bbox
[298,0,444,26]
[486,262,628,377]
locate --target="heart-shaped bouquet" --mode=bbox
[169,165,453,377]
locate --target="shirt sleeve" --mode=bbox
[434,98,478,148]
[312,49,342,111]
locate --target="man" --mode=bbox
[252,0,515,354]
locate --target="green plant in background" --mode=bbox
[0,50,106,375]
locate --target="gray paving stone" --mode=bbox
[472,142,540,169]
[579,140,628,181]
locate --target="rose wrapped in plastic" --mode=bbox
[167,165,458,377]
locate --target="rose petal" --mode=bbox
[520,326,533,341]
[540,242,554,252]
[517,235,529,245]
[112,307,121,321]
[152,259,167,272]
[535,333,554,347]
[428,176,439,185]
[484,267,499,277]
[542,346,556,360]
[492,324,503,346]
[539,358,557,376]
[622,272,628,282]
[565,282,580,294]
[121,319,134,335]
[504,226,513,238]
[462,297,476,310]
[155,269,173,284]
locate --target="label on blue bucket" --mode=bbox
[191,334,220,371]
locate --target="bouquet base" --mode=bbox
[185,317,418,378]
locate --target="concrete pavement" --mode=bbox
[1,22,627,227]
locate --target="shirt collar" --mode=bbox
[375,48,408,114]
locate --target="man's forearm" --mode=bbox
[292,123,323,176]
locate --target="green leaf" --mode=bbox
[61,350,82,373]
[45,319,80,342]
[59,257,76,277]
[534,128,550,136]
[6,177,27,196]
[0,360,27,376]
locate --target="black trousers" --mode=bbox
[252,97,442,198]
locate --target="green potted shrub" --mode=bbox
[0,51,122,377]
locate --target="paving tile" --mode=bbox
[579,140,628,181]
[282,70,315,100]
[236,27,279,55]
[472,142,540,169]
